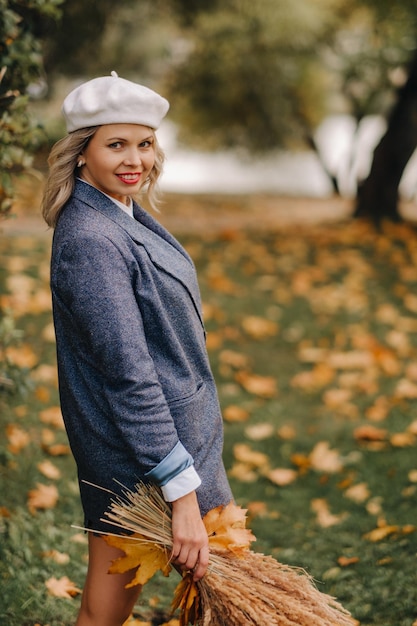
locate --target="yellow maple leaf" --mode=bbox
[45,576,81,598]
[203,502,256,554]
[105,534,171,588]
[171,573,199,626]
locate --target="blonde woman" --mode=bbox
[42,73,233,626]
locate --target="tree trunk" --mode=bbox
[354,49,417,224]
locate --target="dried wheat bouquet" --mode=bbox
[96,482,357,626]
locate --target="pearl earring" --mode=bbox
[77,159,84,168]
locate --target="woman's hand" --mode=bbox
[170,491,209,581]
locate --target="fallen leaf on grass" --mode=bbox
[291,363,335,391]
[235,371,277,398]
[266,467,298,486]
[353,425,388,442]
[309,441,344,473]
[43,443,71,457]
[5,344,38,368]
[277,424,297,440]
[311,498,348,528]
[37,460,61,480]
[233,443,269,469]
[0,506,11,517]
[244,422,274,440]
[344,483,370,503]
[45,576,81,598]
[6,424,31,454]
[394,378,417,399]
[39,406,65,429]
[322,388,352,408]
[27,483,59,514]
[390,432,415,447]
[241,315,279,340]
[337,556,359,567]
[365,396,391,422]
[42,549,70,565]
[228,462,258,482]
[223,405,250,423]
[363,525,399,542]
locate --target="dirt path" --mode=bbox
[1,176,416,236]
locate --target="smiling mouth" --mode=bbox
[117,173,141,184]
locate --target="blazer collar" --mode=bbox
[72,180,203,324]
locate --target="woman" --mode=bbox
[42,72,233,626]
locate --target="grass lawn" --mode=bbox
[1,211,417,625]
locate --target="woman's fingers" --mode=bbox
[171,543,209,580]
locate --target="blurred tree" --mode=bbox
[0,0,62,217]
[164,0,417,221]
[0,0,62,402]
[42,0,177,83]
[351,0,417,223]
[164,0,340,153]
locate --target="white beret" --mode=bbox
[62,71,170,132]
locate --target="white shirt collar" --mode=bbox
[77,178,134,218]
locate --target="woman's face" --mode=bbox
[80,124,156,205]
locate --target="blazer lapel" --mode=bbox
[73,180,204,325]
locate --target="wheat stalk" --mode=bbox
[96,482,357,626]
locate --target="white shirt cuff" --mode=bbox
[161,465,202,502]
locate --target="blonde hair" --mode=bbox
[41,127,165,228]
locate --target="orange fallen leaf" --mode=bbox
[37,460,62,480]
[219,349,250,369]
[223,405,250,423]
[322,388,352,409]
[311,498,348,528]
[235,371,277,398]
[390,432,415,447]
[277,424,297,440]
[266,467,298,486]
[228,462,258,483]
[27,483,59,514]
[0,506,11,518]
[344,483,370,504]
[244,422,274,440]
[290,363,335,390]
[42,549,70,565]
[45,576,81,598]
[6,423,31,454]
[241,315,278,340]
[105,535,171,588]
[44,443,71,456]
[394,378,417,399]
[309,441,344,473]
[233,443,269,469]
[363,525,399,542]
[338,556,359,567]
[39,406,65,429]
[353,425,388,442]
[5,344,38,368]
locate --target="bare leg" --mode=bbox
[75,534,142,626]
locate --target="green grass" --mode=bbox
[2,219,417,625]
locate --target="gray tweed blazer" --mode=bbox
[51,180,232,529]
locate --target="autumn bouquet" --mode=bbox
[98,482,357,626]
